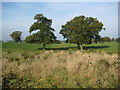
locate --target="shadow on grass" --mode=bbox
[38,47,77,50]
[38,46,110,50]
[84,46,110,50]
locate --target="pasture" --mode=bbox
[2,42,118,53]
[2,42,119,88]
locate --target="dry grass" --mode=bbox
[2,50,119,88]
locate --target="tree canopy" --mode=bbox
[25,14,57,49]
[60,15,105,49]
[101,37,111,42]
[10,31,22,42]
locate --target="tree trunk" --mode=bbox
[80,44,83,50]
[77,43,80,49]
[43,43,46,50]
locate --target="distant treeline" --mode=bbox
[1,40,65,43]
[1,37,120,43]
[101,37,120,42]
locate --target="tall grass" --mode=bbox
[2,50,119,88]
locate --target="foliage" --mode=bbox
[54,40,61,44]
[24,33,39,43]
[101,37,111,42]
[10,31,22,42]
[2,71,32,88]
[111,38,115,42]
[25,34,61,44]
[115,38,120,42]
[60,15,105,49]
[25,14,57,49]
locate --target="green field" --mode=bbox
[2,42,118,53]
[2,42,119,88]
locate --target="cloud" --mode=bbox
[2,2,118,41]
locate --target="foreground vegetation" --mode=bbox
[2,42,119,88]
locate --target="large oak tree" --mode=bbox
[27,14,56,49]
[60,15,105,50]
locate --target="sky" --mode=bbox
[2,2,118,41]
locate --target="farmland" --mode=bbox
[2,42,119,88]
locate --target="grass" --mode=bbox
[2,42,118,53]
[2,50,119,88]
[2,42,119,88]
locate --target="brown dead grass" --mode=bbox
[2,50,119,88]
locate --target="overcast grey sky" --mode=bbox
[2,2,118,41]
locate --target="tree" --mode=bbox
[116,38,120,42]
[25,33,61,44]
[54,40,61,44]
[10,31,22,42]
[101,37,111,42]
[112,38,115,42]
[60,15,105,50]
[28,14,56,49]
[24,33,37,43]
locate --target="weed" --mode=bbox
[8,57,14,62]
[99,59,110,67]
[2,71,33,88]
[7,51,11,54]
[23,56,29,59]
[29,55,34,59]
[15,58,19,61]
